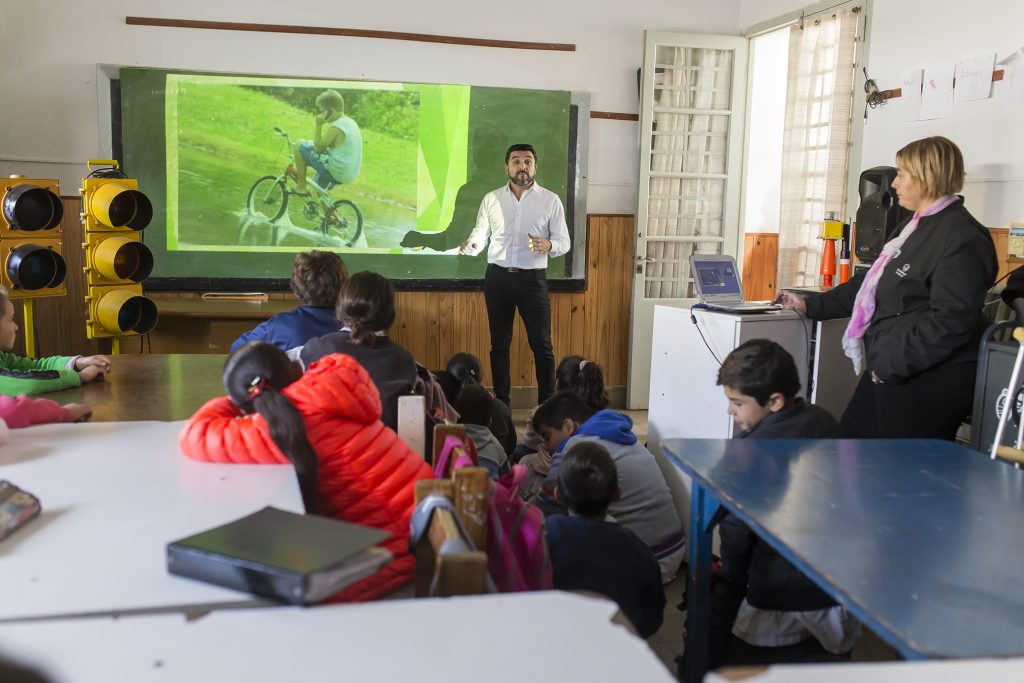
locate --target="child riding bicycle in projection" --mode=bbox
[290,90,363,195]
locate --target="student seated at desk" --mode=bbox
[710,339,858,667]
[179,342,434,602]
[300,271,415,432]
[546,442,665,638]
[229,250,347,354]
[0,285,109,397]
[533,391,685,583]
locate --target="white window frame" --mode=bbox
[739,0,873,245]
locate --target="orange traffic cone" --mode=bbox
[820,239,837,287]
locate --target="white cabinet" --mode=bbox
[648,305,858,442]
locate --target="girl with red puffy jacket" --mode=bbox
[178,341,433,602]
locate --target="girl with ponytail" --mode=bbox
[444,352,516,455]
[180,342,433,601]
[300,271,417,432]
[555,355,610,412]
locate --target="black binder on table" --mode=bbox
[167,506,392,605]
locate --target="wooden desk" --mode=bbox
[0,421,302,622]
[49,354,227,421]
[0,592,675,682]
[664,438,1024,682]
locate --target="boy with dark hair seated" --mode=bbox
[546,441,665,638]
[718,338,840,439]
[532,391,685,582]
[454,384,509,478]
[711,339,858,666]
[230,250,347,354]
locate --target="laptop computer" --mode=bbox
[689,254,782,313]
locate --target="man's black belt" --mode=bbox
[490,264,542,273]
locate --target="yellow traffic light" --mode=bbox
[0,178,67,299]
[81,161,157,339]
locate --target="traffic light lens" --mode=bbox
[113,242,154,281]
[107,190,153,230]
[3,184,63,231]
[115,295,158,335]
[6,244,67,290]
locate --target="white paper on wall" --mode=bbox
[902,69,923,121]
[920,64,954,119]
[995,48,1024,107]
[954,53,996,102]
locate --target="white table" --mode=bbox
[0,421,302,622]
[707,658,1024,682]
[0,592,676,682]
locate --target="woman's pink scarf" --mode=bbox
[842,194,958,374]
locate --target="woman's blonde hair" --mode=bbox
[895,136,965,199]
[0,285,8,308]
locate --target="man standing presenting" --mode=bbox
[461,144,571,406]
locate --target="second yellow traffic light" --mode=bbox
[81,161,157,339]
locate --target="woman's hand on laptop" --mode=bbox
[774,290,807,313]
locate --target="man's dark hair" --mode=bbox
[716,339,801,406]
[531,390,596,434]
[455,384,493,427]
[558,441,617,517]
[336,271,396,346]
[505,143,537,163]
[290,250,348,308]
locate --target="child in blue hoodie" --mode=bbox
[532,391,685,582]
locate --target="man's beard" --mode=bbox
[508,170,534,187]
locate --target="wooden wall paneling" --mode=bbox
[580,215,632,385]
[741,232,779,302]
[989,228,1011,283]
[109,215,636,398]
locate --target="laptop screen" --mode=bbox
[692,258,742,299]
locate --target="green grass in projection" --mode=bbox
[119,68,572,282]
[165,75,464,253]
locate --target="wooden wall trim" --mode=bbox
[125,17,576,52]
[590,111,639,121]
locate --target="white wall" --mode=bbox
[740,0,1024,227]
[858,0,1024,227]
[0,0,742,213]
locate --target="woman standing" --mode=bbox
[776,137,996,439]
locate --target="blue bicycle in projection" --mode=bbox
[246,127,363,247]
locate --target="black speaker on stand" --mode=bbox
[854,166,911,266]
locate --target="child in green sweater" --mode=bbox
[0,286,110,396]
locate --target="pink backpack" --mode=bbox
[486,464,553,592]
[433,434,477,478]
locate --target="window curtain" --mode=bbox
[646,47,732,298]
[777,8,858,287]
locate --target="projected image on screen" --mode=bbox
[120,68,579,285]
[167,74,458,253]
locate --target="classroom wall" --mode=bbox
[740,0,1024,228]
[0,0,742,215]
